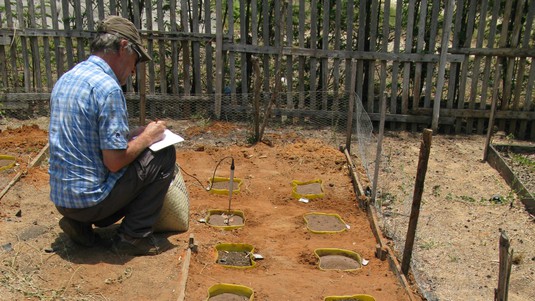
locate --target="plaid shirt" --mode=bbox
[49,55,129,208]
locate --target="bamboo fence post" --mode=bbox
[401,128,433,276]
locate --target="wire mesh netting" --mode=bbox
[1,92,376,176]
[133,91,376,181]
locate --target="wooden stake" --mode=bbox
[495,231,512,301]
[176,234,194,301]
[401,129,433,276]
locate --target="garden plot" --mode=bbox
[0,123,415,300]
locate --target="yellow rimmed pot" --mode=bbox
[215,243,257,269]
[0,155,16,171]
[206,209,245,230]
[303,212,348,234]
[324,294,376,301]
[314,248,362,271]
[291,179,325,199]
[206,283,254,300]
[208,176,243,195]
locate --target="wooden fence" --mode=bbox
[1,0,534,140]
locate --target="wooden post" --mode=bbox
[495,231,513,301]
[484,61,502,162]
[431,0,454,131]
[345,60,357,151]
[371,91,388,203]
[401,129,433,276]
[177,234,195,301]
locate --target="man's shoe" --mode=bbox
[111,233,167,256]
[59,217,96,247]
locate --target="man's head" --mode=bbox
[91,16,151,63]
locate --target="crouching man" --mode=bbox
[48,16,175,256]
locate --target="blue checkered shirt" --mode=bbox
[49,55,129,208]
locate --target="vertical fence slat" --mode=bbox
[86,0,94,30]
[40,0,53,90]
[123,0,134,92]
[401,0,415,131]
[61,0,74,69]
[431,0,454,131]
[413,0,428,118]
[298,0,305,109]
[204,0,214,94]
[240,0,248,95]
[423,1,440,108]
[74,0,85,62]
[508,0,527,137]
[170,0,179,94]
[478,0,500,135]
[356,0,366,111]
[215,0,223,117]
[16,0,30,91]
[527,63,535,140]
[445,0,462,133]
[180,0,191,116]
[519,2,535,138]
[456,0,476,134]
[97,0,105,20]
[120,0,128,17]
[27,0,42,91]
[262,0,270,92]
[144,0,155,94]
[389,0,403,129]
[6,0,20,90]
[50,0,64,80]
[367,0,379,115]
[309,0,318,107]
[285,0,294,109]
[321,0,329,109]
[157,0,167,94]
[379,0,391,104]
[344,0,354,94]
[109,0,116,16]
[228,0,236,104]
[191,0,201,94]
[274,1,285,118]
[332,0,341,111]
[0,10,8,89]
[497,0,514,131]
[471,0,488,135]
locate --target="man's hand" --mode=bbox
[103,120,168,172]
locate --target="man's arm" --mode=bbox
[102,121,167,173]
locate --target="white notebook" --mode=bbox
[149,129,185,151]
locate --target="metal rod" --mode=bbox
[228,158,235,213]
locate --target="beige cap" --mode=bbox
[96,15,151,63]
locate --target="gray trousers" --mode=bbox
[56,146,176,238]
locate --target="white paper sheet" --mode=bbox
[149,129,185,151]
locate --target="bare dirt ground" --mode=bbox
[375,131,535,301]
[0,120,412,301]
[0,118,534,301]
